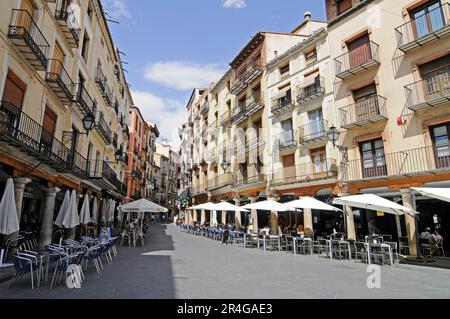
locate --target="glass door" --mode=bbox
[360,139,387,178]
[411,1,445,39]
[431,124,450,169]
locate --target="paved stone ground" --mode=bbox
[0,223,450,299]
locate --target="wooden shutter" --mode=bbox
[348,34,371,68]
[2,71,26,109]
[419,54,450,76]
[337,0,352,14]
[353,83,377,100]
[41,106,57,146]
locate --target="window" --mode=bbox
[337,0,352,15]
[280,63,290,78]
[359,138,387,178]
[353,83,379,121]
[419,54,450,100]
[305,48,317,65]
[347,33,371,68]
[2,70,26,108]
[311,148,328,175]
[409,1,445,39]
[431,123,450,169]
[307,108,324,139]
[280,119,294,147]
[41,106,57,148]
[81,32,90,62]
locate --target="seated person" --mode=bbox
[283,225,290,235]
[420,227,435,256]
[297,224,305,233]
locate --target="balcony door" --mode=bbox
[19,0,34,32]
[280,119,293,147]
[307,108,324,139]
[2,71,26,131]
[282,154,295,183]
[419,54,450,102]
[410,1,445,40]
[360,138,387,178]
[41,106,57,150]
[311,148,327,177]
[353,84,379,122]
[431,123,450,169]
[347,33,371,68]
[51,42,65,76]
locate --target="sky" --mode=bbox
[102,0,326,148]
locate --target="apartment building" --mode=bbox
[0,0,130,244]
[154,152,169,207]
[143,122,159,201]
[126,106,145,201]
[325,0,450,254]
[156,143,180,218]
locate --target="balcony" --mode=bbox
[73,84,96,117]
[132,190,142,200]
[200,100,209,114]
[297,76,325,104]
[131,168,142,181]
[271,97,294,116]
[334,41,380,80]
[395,3,450,53]
[55,0,80,48]
[45,59,75,104]
[234,136,265,157]
[89,161,121,191]
[274,130,297,154]
[208,173,233,190]
[95,68,113,107]
[0,101,88,178]
[232,94,265,125]
[231,60,263,95]
[233,173,266,187]
[271,159,338,186]
[8,9,50,71]
[192,184,207,196]
[207,147,218,162]
[220,110,232,127]
[342,145,450,182]
[298,120,328,146]
[94,112,112,145]
[405,67,450,111]
[340,95,387,130]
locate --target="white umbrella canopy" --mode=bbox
[412,188,450,203]
[54,190,70,228]
[333,194,418,216]
[101,199,108,223]
[242,200,291,212]
[79,194,91,225]
[188,202,218,211]
[0,178,19,235]
[118,198,168,213]
[285,197,342,212]
[91,197,98,225]
[213,201,250,212]
[61,190,80,229]
[108,199,115,222]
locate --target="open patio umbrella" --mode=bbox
[79,194,91,225]
[213,201,249,212]
[118,198,168,213]
[412,188,450,203]
[285,197,342,212]
[91,197,98,225]
[242,200,291,212]
[0,178,19,235]
[187,202,218,211]
[54,190,70,228]
[333,194,418,216]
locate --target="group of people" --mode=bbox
[420,227,444,257]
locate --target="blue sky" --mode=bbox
[102,0,326,147]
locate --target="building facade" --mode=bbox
[0,0,131,244]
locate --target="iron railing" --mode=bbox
[88,160,122,190]
[297,76,325,104]
[220,110,232,127]
[208,173,233,190]
[94,112,112,144]
[74,84,96,117]
[233,173,266,186]
[405,67,450,111]
[395,3,450,52]
[192,184,207,195]
[8,9,50,69]
[340,95,387,129]
[200,100,209,114]
[131,168,142,181]
[231,59,263,95]
[298,119,328,145]
[342,145,450,181]
[232,94,264,125]
[274,130,297,150]
[271,97,294,115]
[334,41,380,79]
[55,0,81,47]
[95,68,113,107]
[45,59,76,102]
[271,159,338,185]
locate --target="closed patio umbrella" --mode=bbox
[91,197,98,225]
[61,190,80,229]
[101,199,108,224]
[79,194,91,225]
[0,178,19,235]
[54,190,70,228]
[108,199,115,223]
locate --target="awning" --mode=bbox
[285,197,342,212]
[272,86,291,101]
[412,188,450,203]
[302,71,319,88]
[333,194,419,217]
[242,200,291,212]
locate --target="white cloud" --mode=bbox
[131,89,186,149]
[144,61,225,90]
[223,0,246,9]
[103,0,131,20]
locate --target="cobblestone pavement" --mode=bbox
[1,223,449,299]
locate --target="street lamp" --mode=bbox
[82,114,96,131]
[327,125,348,162]
[114,149,123,162]
[221,161,231,172]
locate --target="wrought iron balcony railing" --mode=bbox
[340,95,387,130]
[334,41,380,80]
[298,119,328,145]
[0,101,88,178]
[341,145,450,182]
[233,173,266,187]
[395,3,450,53]
[88,160,122,191]
[405,67,450,111]
[132,190,142,200]
[8,9,50,71]
[95,68,113,107]
[231,59,263,95]
[94,112,112,145]
[45,59,75,104]
[192,184,207,196]
[55,0,80,48]
[220,110,232,127]
[131,168,142,181]
[271,159,338,185]
[232,94,265,125]
[271,97,294,115]
[200,100,209,114]
[73,84,96,117]
[274,130,297,152]
[297,76,325,104]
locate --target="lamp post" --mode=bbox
[221,161,231,172]
[327,125,348,163]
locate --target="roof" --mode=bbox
[291,19,327,34]
[130,106,145,122]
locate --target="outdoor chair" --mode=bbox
[50,252,85,289]
[436,241,445,257]
[284,236,295,253]
[317,239,331,258]
[83,246,103,274]
[384,242,399,265]
[120,230,132,246]
[420,238,434,257]
[266,235,280,251]
[354,242,370,264]
[4,235,25,261]
[135,229,145,247]
[331,240,351,260]
[257,234,265,250]
[398,236,409,256]
[382,235,393,243]
[8,253,39,290]
[298,238,313,255]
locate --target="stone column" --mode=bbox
[13,177,31,221]
[39,187,60,249]
[211,210,217,226]
[250,197,258,234]
[345,205,356,240]
[270,210,278,235]
[401,189,418,257]
[200,209,206,225]
[222,211,227,225]
[193,209,198,223]
[234,197,241,229]
[303,208,314,232]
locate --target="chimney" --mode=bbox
[304,11,312,21]
[274,50,278,58]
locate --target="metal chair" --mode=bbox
[354,242,369,264]
[8,253,38,290]
[398,236,410,255]
[436,241,445,257]
[50,252,85,289]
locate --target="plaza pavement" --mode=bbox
[0,223,449,299]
